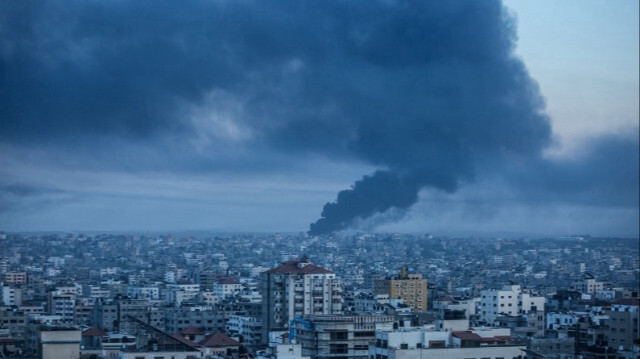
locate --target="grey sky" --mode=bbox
[0,0,637,235]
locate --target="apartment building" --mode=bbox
[290,315,395,359]
[571,275,604,295]
[370,324,524,359]
[606,298,639,351]
[3,272,27,285]
[261,258,342,342]
[479,284,545,326]
[374,267,427,312]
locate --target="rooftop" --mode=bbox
[264,259,333,275]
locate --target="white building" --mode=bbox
[2,286,23,306]
[48,292,75,323]
[291,315,395,359]
[546,312,580,330]
[164,271,176,283]
[199,291,220,306]
[261,258,342,342]
[166,283,200,307]
[99,267,118,277]
[274,344,310,359]
[370,324,524,359]
[432,296,478,319]
[83,285,111,299]
[126,286,160,300]
[214,278,242,299]
[571,276,604,295]
[36,325,81,359]
[479,284,545,325]
[227,314,263,346]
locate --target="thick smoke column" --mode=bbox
[306,1,552,234]
[6,1,633,234]
[310,170,457,234]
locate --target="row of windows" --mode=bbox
[393,282,424,287]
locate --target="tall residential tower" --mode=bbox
[261,258,342,342]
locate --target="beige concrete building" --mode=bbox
[571,274,604,295]
[374,267,427,312]
[26,325,81,359]
[3,272,27,285]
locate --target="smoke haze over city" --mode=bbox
[0,0,638,235]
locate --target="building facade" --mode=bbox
[374,267,427,312]
[479,284,545,326]
[291,315,395,359]
[261,258,343,342]
[606,299,639,351]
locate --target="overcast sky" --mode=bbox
[1,0,637,236]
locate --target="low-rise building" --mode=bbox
[291,315,395,359]
[214,277,243,300]
[370,325,524,359]
[479,284,545,326]
[227,314,262,346]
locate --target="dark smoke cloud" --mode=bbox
[512,134,639,208]
[0,184,70,213]
[1,1,635,233]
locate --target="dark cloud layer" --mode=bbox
[1,1,636,234]
[515,135,639,208]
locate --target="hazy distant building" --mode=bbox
[164,306,226,334]
[374,267,428,312]
[227,314,263,346]
[261,258,342,342]
[571,274,604,295]
[214,277,242,299]
[432,296,478,319]
[3,272,27,285]
[93,300,118,332]
[2,286,22,306]
[48,292,75,324]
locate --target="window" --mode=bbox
[329,344,348,354]
[330,331,348,341]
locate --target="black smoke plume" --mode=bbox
[2,1,634,234]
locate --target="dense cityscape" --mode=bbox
[0,232,638,358]
[1,2,638,359]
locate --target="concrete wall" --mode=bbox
[41,329,81,359]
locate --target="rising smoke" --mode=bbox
[1,1,636,234]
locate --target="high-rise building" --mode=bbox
[374,267,428,312]
[261,258,342,342]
